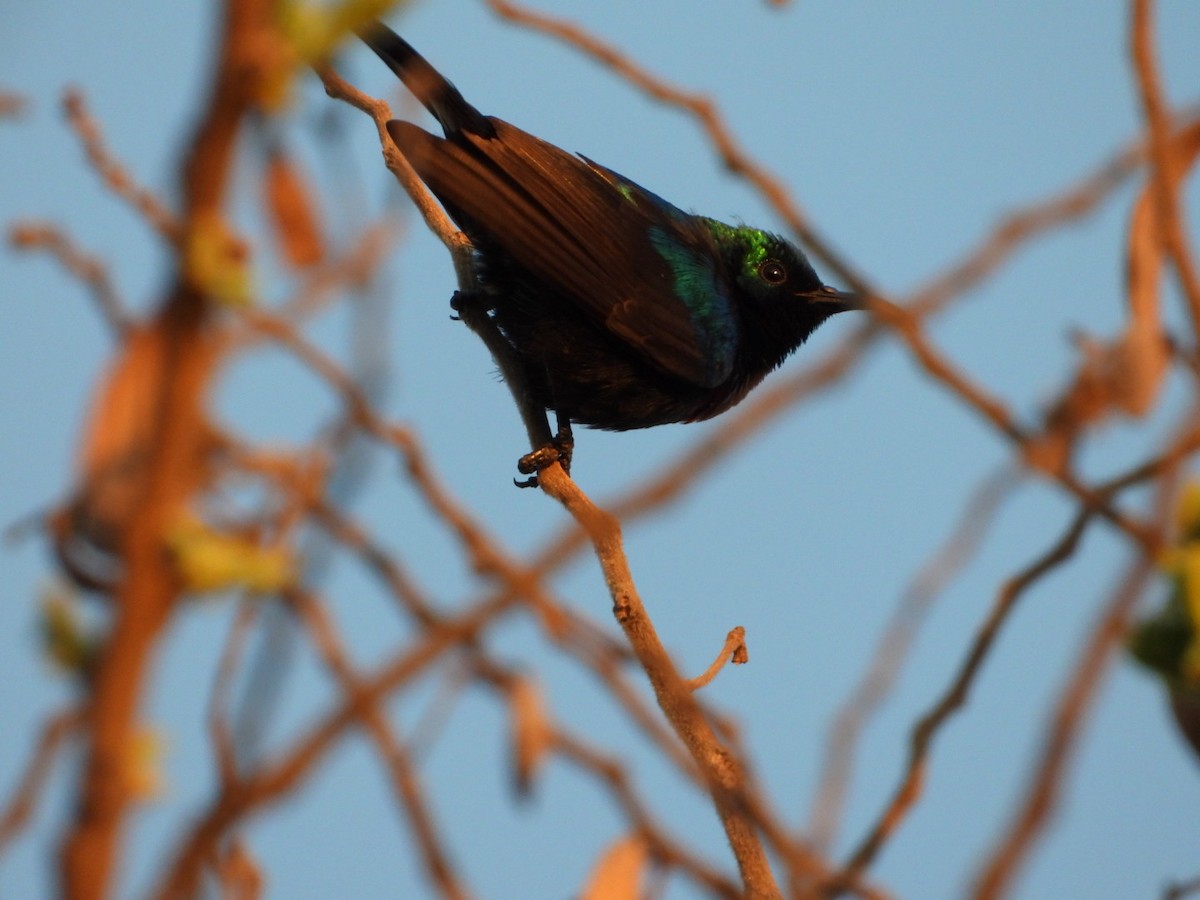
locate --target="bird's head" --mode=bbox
[704,221,863,324]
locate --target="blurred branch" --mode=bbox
[870,298,1026,443]
[808,467,1019,852]
[0,707,84,857]
[211,839,263,900]
[551,729,741,898]
[207,600,261,788]
[906,125,1158,318]
[240,305,706,789]
[244,308,811,894]
[1165,876,1200,900]
[309,498,442,626]
[830,427,1196,891]
[62,88,180,244]
[970,554,1156,900]
[8,221,129,334]
[153,589,522,898]
[289,589,471,900]
[314,473,764,890]
[482,0,875,294]
[1131,0,1200,339]
[220,220,397,352]
[828,503,1098,894]
[237,309,566,625]
[59,1,276,895]
[0,90,26,117]
[311,492,698,779]
[969,411,1197,899]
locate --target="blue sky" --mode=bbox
[2,2,1199,898]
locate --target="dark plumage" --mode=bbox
[359,23,861,473]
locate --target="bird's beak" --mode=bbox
[800,285,866,312]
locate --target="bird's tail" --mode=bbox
[357,21,495,138]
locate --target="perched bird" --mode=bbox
[359,22,862,481]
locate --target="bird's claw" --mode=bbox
[450,289,489,322]
[514,433,574,489]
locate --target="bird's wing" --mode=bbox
[388,118,739,388]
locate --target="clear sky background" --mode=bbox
[2,1,1199,898]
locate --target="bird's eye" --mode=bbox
[759,260,787,285]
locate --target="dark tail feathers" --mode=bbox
[357,21,495,139]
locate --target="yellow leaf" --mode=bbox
[127,726,168,802]
[281,0,406,64]
[168,515,294,596]
[183,212,254,307]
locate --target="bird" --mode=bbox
[358,22,863,483]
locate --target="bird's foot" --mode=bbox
[449,289,489,322]
[514,431,574,489]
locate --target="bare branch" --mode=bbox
[969,411,1198,899]
[59,1,278,894]
[536,465,787,898]
[482,0,873,293]
[969,555,1156,900]
[1131,0,1200,338]
[0,707,84,856]
[687,627,749,692]
[62,88,180,244]
[289,589,472,900]
[829,505,1096,892]
[809,467,1019,852]
[9,221,129,334]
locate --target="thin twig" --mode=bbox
[687,627,749,691]
[828,424,1193,892]
[0,707,84,856]
[906,130,1155,318]
[968,411,1197,899]
[62,88,180,244]
[968,555,1155,900]
[1165,876,1200,900]
[828,506,1097,893]
[289,589,472,900]
[1131,0,1200,338]
[207,601,262,787]
[483,0,874,293]
[152,587,521,898]
[808,467,1019,852]
[552,730,741,898]
[9,221,130,334]
[538,464,787,899]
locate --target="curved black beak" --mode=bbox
[799,284,866,313]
